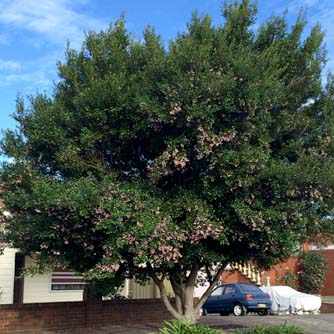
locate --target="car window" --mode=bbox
[239,284,261,293]
[223,286,236,295]
[211,286,224,296]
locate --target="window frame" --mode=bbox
[50,270,85,292]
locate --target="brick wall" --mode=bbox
[221,271,254,284]
[320,302,334,313]
[0,299,172,333]
[322,250,334,295]
[223,248,334,296]
[265,256,299,286]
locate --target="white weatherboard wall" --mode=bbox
[23,257,83,303]
[0,247,17,305]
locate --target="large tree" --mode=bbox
[1,0,334,321]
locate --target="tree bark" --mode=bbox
[170,276,183,315]
[183,263,200,322]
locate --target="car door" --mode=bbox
[220,284,238,312]
[204,286,225,313]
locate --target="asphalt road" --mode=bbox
[201,313,334,334]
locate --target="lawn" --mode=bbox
[322,296,334,302]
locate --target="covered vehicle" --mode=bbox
[260,286,322,314]
[202,283,272,316]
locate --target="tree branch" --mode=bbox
[204,263,213,284]
[186,262,200,287]
[194,263,227,314]
[148,264,181,319]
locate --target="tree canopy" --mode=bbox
[1,0,334,321]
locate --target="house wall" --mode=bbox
[263,255,300,287]
[315,249,334,296]
[221,270,256,285]
[23,257,172,303]
[0,248,17,305]
[1,252,171,305]
[222,245,334,295]
[23,257,83,304]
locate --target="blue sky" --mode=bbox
[0,0,333,139]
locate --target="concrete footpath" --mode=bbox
[44,323,162,334]
[45,313,334,334]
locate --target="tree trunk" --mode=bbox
[183,286,196,322]
[149,262,227,323]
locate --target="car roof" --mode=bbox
[221,283,256,286]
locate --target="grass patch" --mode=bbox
[159,319,225,334]
[232,323,304,334]
[322,296,334,302]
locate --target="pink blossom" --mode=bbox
[96,263,120,273]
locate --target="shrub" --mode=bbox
[233,323,304,334]
[298,251,328,294]
[277,268,299,290]
[160,319,224,334]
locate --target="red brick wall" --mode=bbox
[221,257,300,288]
[320,302,334,313]
[221,271,253,284]
[321,250,334,295]
[223,249,334,295]
[0,299,172,333]
[264,256,299,286]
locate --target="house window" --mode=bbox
[51,269,85,291]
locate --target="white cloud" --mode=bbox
[0,72,50,88]
[0,59,21,71]
[282,1,334,31]
[0,34,8,45]
[0,0,109,90]
[262,1,334,74]
[284,1,334,70]
[0,51,61,89]
[0,0,107,48]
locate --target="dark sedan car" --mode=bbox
[202,283,272,316]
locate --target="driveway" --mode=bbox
[201,313,334,334]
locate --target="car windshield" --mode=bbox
[239,284,261,293]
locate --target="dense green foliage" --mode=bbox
[160,319,224,334]
[160,321,304,334]
[278,267,299,290]
[1,0,334,320]
[233,324,303,334]
[298,251,329,294]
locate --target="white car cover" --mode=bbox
[260,286,321,315]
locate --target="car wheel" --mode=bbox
[201,308,208,316]
[257,310,268,316]
[233,303,245,316]
[220,311,229,316]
